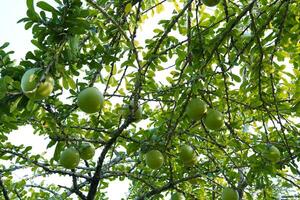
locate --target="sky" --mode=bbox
[0,0,177,199]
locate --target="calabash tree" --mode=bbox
[0,0,300,199]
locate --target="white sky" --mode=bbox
[0,0,178,199]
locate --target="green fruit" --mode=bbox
[79,142,95,160]
[145,150,164,170]
[184,156,197,167]
[134,106,143,120]
[180,145,195,163]
[221,188,239,200]
[122,100,143,121]
[186,98,207,120]
[171,192,185,200]
[204,109,224,130]
[189,177,200,185]
[78,87,104,113]
[202,0,220,7]
[21,68,54,100]
[59,147,80,169]
[266,145,281,163]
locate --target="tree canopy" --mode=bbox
[0,0,300,199]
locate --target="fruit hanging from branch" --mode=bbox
[202,0,220,7]
[221,187,239,200]
[122,100,143,122]
[186,98,207,120]
[145,150,164,170]
[204,109,224,130]
[179,144,196,166]
[171,192,185,200]
[77,87,104,114]
[21,68,54,100]
[79,142,95,160]
[265,145,281,163]
[59,147,80,169]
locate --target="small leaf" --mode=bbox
[26,0,39,21]
[10,96,22,113]
[0,42,9,49]
[112,64,117,75]
[24,146,32,153]
[62,77,69,90]
[67,76,76,90]
[229,72,241,82]
[37,1,60,14]
[47,140,57,149]
[156,4,164,14]
[53,141,65,161]
[124,3,132,14]
[0,79,7,100]
[26,0,34,12]
[26,100,35,111]
[69,35,80,56]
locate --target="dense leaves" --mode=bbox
[0,0,300,199]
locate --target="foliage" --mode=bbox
[0,0,300,199]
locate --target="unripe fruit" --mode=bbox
[204,109,224,130]
[184,156,197,167]
[189,177,200,185]
[145,150,164,170]
[221,187,239,200]
[59,147,80,169]
[179,144,195,163]
[79,142,95,160]
[171,192,185,200]
[202,0,220,7]
[265,145,281,163]
[21,68,54,100]
[122,100,143,121]
[186,98,207,120]
[77,87,104,113]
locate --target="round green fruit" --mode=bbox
[221,187,239,200]
[122,100,143,121]
[78,87,104,113]
[179,144,195,163]
[204,109,224,130]
[145,150,164,170]
[186,98,207,120]
[184,156,197,167]
[21,68,54,100]
[202,0,220,7]
[79,142,95,160]
[189,177,200,185]
[59,147,80,169]
[266,145,281,163]
[171,192,185,200]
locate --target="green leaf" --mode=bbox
[26,100,35,111]
[0,42,9,49]
[62,77,69,90]
[26,0,35,12]
[69,35,80,56]
[67,76,76,90]
[0,79,7,100]
[25,21,34,30]
[229,72,241,82]
[37,1,60,14]
[53,141,65,161]
[47,140,57,149]
[26,0,39,21]
[10,96,22,113]
[124,3,132,14]
[112,64,117,75]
